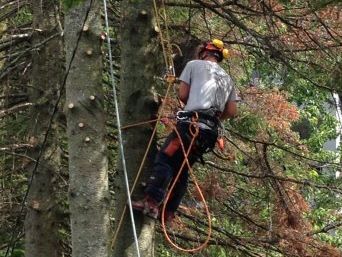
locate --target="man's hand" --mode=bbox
[220,100,237,120]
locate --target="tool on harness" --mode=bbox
[199,39,229,62]
[217,122,225,151]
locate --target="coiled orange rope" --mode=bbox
[111,111,213,253]
[160,114,212,253]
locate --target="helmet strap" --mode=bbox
[200,50,221,62]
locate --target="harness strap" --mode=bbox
[176,110,220,129]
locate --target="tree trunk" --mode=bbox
[64,1,110,257]
[24,1,63,257]
[112,1,162,256]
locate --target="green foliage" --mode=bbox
[9,6,32,27]
[11,249,24,257]
[230,111,266,137]
[0,247,24,257]
[62,0,85,9]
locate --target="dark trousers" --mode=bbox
[145,121,218,213]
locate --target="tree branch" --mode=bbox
[205,161,342,194]
[0,144,35,151]
[308,221,342,236]
[0,102,33,118]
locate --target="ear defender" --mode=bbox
[212,39,229,59]
[222,48,229,59]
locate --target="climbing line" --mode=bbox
[121,115,174,130]
[160,119,212,253]
[121,118,159,130]
[159,0,176,74]
[152,0,172,73]
[103,0,141,256]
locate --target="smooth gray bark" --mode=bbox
[112,1,162,256]
[24,1,63,257]
[65,1,110,257]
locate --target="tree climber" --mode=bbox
[132,39,238,222]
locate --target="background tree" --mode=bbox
[24,1,64,257]
[64,1,110,257]
[0,1,67,256]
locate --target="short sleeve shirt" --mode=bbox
[179,60,237,112]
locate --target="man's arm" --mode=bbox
[178,81,190,104]
[220,100,237,120]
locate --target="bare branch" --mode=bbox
[0,102,33,118]
[205,161,342,194]
[0,144,35,151]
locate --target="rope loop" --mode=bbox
[160,121,212,253]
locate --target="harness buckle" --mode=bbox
[176,111,190,121]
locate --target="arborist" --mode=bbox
[132,39,238,223]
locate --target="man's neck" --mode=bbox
[203,56,218,63]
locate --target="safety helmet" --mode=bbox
[198,39,229,62]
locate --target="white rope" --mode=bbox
[102,1,141,256]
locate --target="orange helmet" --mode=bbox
[198,39,229,62]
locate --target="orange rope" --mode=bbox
[160,116,212,253]
[121,118,159,130]
[121,115,175,130]
[112,107,213,254]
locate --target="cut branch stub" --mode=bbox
[85,48,93,56]
[82,24,89,32]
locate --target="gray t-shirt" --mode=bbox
[179,60,237,112]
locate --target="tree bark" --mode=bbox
[112,1,162,256]
[64,1,110,257]
[24,1,63,257]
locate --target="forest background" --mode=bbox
[0,0,342,257]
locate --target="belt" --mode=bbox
[176,110,219,129]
